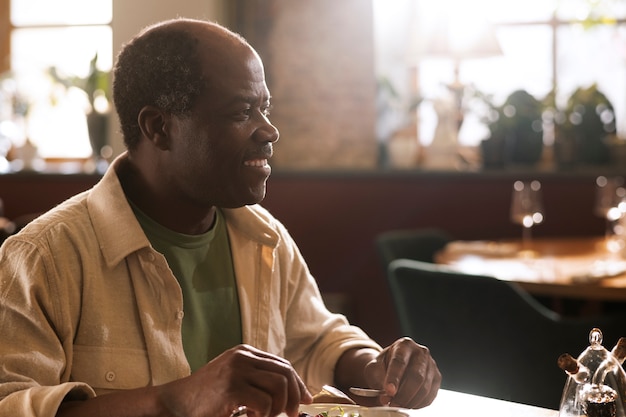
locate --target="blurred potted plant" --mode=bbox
[479,89,545,168]
[553,83,615,166]
[50,53,111,163]
[77,54,110,163]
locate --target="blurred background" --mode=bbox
[1,0,626,345]
[1,0,624,173]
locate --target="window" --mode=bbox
[0,0,112,167]
[374,0,626,150]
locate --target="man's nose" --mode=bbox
[256,119,280,143]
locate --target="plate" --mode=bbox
[299,403,409,417]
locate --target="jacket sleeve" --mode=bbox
[0,384,94,417]
[0,236,96,417]
[274,221,383,394]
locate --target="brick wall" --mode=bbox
[233,0,379,170]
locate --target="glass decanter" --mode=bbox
[558,328,626,417]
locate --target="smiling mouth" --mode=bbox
[243,159,269,167]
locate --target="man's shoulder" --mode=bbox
[10,191,92,243]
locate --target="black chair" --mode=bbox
[387,258,626,410]
[375,228,452,269]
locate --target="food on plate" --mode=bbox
[299,404,408,417]
[299,406,356,417]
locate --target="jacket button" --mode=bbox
[147,252,156,261]
[105,371,116,382]
[176,310,184,320]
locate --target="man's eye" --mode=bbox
[232,108,252,120]
[234,105,272,120]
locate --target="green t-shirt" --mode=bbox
[131,204,242,372]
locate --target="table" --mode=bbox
[297,389,557,417]
[435,236,626,302]
[411,389,557,417]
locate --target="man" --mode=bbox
[0,18,440,417]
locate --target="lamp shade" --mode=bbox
[420,18,503,61]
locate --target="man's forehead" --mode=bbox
[200,44,264,82]
[191,22,247,51]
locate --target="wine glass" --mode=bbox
[594,176,626,254]
[510,180,544,255]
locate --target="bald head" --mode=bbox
[112,18,254,149]
[146,18,249,53]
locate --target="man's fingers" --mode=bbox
[236,345,312,416]
[369,338,441,409]
[383,338,413,390]
[239,345,312,401]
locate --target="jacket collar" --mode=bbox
[87,153,150,268]
[223,205,280,248]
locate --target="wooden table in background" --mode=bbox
[436,236,626,304]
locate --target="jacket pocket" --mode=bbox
[71,345,151,390]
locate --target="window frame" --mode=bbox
[493,12,626,98]
[415,8,626,148]
[1,0,113,166]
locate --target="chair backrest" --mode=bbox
[387,258,626,410]
[375,228,452,269]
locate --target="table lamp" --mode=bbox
[417,15,502,169]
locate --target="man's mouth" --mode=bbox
[243,158,269,167]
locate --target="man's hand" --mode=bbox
[363,337,441,409]
[157,344,313,417]
[57,344,312,417]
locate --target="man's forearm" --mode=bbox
[57,386,166,417]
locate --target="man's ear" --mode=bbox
[138,105,170,150]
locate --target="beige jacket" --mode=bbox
[0,155,381,417]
